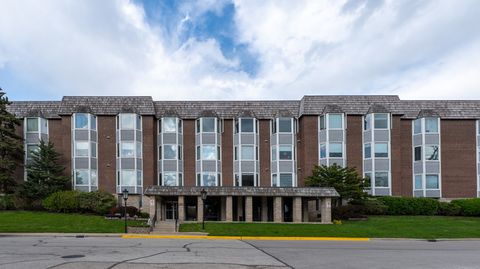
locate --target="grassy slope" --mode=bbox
[0,211,146,233]
[180,216,480,239]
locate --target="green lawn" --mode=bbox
[0,211,147,233]
[180,216,480,239]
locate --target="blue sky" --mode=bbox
[1,0,480,101]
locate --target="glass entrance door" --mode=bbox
[165,201,178,220]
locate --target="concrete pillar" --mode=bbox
[261,197,268,222]
[321,197,332,224]
[156,197,163,221]
[178,196,185,222]
[293,197,302,223]
[237,196,244,221]
[197,196,204,222]
[220,197,226,221]
[226,196,233,221]
[245,196,253,222]
[302,198,309,222]
[273,197,283,223]
[148,196,156,221]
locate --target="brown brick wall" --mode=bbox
[398,119,413,196]
[142,116,156,188]
[441,119,477,198]
[222,119,233,186]
[97,116,117,193]
[346,115,363,175]
[391,116,403,196]
[259,120,271,187]
[297,116,318,187]
[183,119,196,187]
[49,117,72,182]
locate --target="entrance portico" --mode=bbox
[145,186,339,224]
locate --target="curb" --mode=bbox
[121,234,370,241]
[0,233,123,238]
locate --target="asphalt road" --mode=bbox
[1,236,480,269]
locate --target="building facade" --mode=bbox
[9,95,480,223]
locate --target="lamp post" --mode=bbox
[122,189,129,233]
[200,188,207,230]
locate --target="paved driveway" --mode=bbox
[1,236,480,268]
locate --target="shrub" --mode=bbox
[438,202,461,216]
[78,191,117,215]
[138,212,150,219]
[0,194,15,210]
[43,191,80,213]
[110,206,139,217]
[451,199,480,216]
[363,199,388,215]
[378,196,439,215]
[332,204,367,220]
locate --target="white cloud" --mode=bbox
[1,0,480,100]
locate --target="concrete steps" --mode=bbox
[151,221,177,234]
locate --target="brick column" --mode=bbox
[261,197,268,222]
[226,196,233,221]
[273,196,283,223]
[237,196,244,221]
[197,196,204,222]
[321,197,332,224]
[178,196,185,222]
[293,197,302,223]
[148,196,156,221]
[245,196,253,222]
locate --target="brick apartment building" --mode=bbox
[7,95,480,223]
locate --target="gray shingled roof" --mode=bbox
[6,95,480,119]
[154,101,300,119]
[59,96,155,115]
[7,101,62,119]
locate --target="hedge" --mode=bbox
[451,199,480,216]
[43,190,117,215]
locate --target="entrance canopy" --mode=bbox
[144,186,339,198]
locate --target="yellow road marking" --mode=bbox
[121,234,370,241]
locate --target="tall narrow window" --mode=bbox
[375,143,388,158]
[278,118,292,133]
[26,118,39,132]
[414,146,422,161]
[328,114,343,129]
[425,145,439,160]
[364,143,371,159]
[329,143,343,157]
[374,114,388,129]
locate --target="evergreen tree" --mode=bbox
[0,89,23,193]
[305,164,368,205]
[17,140,70,204]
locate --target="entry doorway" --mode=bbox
[165,201,178,221]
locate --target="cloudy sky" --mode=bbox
[1,0,480,101]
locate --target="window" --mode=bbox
[278,118,292,133]
[234,146,238,161]
[202,118,216,132]
[136,115,142,130]
[196,119,201,133]
[75,141,89,157]
[375,172,389,187]
[414,119,422,134]
[279,173,293,187]
[426,174,439,189]
[374,114,388,129]
[320,144,326,158]
[328,114,343,129]
[364,143,371,159]
[120,114,136,129]
[158,146,162,160]
[178,119,183,133]
[163,117,176,132]
[271,120,277,134]
[425,117,438,133]
[163,172,177,186]
[242,174,255,186]
[425,145,439,160]
[272,174,278,187]
[414,146,422,161]
[279,145,292,160]
[415,175,422,189]
[164,145,176,159]
[241,145,254,160]
[91,142,97,158]
[26,145,39,159]
[217,146,221,160]
[178,145,182,160]
[202,173,217,186]
[136,141,142,157]
[26,118,39,132]
[196,146,200,160]
[364,114,371,130]
[75,114,88,129]
[364,173,371,189]
[75,170,89,185]
[241,118,254,132]
[271,146,277,161]
[235,174,240,186]
[121,170,136,186]
[319,115,325,130]
[375,143,388,158]
[201,145,216,160]
[179,173,183,186]
[91,170,98,186]
[91,116,97,130]
[120,142,135,158]
[329,143,342,158]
